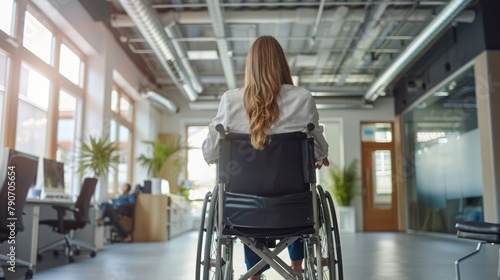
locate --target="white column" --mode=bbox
[475,50,500,222]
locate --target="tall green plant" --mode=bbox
[77,135,120,178]
[328,159,360,206]
[137,139,187,178]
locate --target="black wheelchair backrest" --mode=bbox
[218,130,317,234]
[218,132,316,196]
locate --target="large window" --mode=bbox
[0,0,15,36]
[186,125,216,200]
[403,66,483,234]
[15,64,50,157]
[0,3,85,197]
[23,10,53,64]
[109,86,134,195]
[56,90,80,195]
[59,43,82,86]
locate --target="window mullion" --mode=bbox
[48,33,61,159]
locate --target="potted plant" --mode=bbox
[137,139,188,194]
[327,159,360,232]
[77,134,120,202]
[77,135,120,178]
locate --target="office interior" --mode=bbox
[1,0,500,279]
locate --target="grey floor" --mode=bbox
[4,231,499,280]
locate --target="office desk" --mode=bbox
[0,199,102,268]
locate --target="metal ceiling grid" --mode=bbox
[108,0,474,109]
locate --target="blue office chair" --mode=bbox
[0,155,38,280]
[37,177,98,263]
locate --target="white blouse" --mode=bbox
[202,84,329,164]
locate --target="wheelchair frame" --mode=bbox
[196,125,343,280]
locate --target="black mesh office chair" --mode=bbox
[0,155,38,280]
[37,177,98,263]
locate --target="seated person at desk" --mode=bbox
[99,183,135,242]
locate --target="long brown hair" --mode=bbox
[244,36,294,150]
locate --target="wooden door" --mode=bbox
[361,123,398,231]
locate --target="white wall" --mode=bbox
[320,97,396,230]
[133,100,162,185]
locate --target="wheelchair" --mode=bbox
[196,124,343,280]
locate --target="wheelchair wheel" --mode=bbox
[325,191,343,279]
[196,190,212,280]
[202,185,221,280]
[317,185,343,280]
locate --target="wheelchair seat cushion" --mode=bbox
[223,191,314,229]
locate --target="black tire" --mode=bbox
[68,256,75,263]
[90,251,97,258]
[324,189,344,280]
[317,185,337,280]
[196,190,212,280]
[202,185,220,280]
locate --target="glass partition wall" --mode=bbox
[403,66,483,234]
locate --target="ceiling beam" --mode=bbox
[152,1,448,9]
[206,0,237,89]
[116,0,202,101]
[337,3,389,86]
[111,9,474,27]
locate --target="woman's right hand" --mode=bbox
[315,158,330,169]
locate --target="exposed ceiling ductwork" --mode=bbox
[105,0,476,109]
[206,0,237,89]
[364,0,474,102]
[111,8,475,27]
[145,91,179,113]
[116,0,203,101]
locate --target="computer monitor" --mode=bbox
[43,158,66,197]
[0,148,39,190]
[142,180,152,194]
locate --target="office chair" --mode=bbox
[0,155,38,280]
[37,177,98,263]
[106,184,141,243]
[455,221,500,280]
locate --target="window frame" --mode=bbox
[109,83,135,195]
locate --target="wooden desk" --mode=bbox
[132,194,167,242]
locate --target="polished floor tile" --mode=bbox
[4,231,498,280]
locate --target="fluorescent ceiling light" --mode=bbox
[434,91,449,96]
[189,100,220,110]
[187,50,219,60]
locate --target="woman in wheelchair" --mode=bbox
[202,35,330,280]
